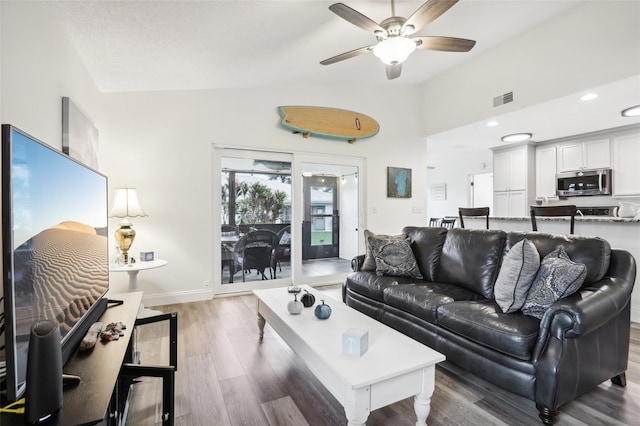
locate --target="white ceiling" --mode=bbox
[47,0,640,153]
[50,0,582,92]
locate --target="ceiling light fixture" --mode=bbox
[621,105,640,117]
[373,37,416,65]
[487,121,499,127]
[580,93,598,101]
[501,133,532,143]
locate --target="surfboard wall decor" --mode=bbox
[277,106,379,143]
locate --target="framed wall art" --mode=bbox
[387,167,412,198]
[430,183,447,201]
[62,97,99,170]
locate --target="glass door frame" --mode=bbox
[213,146,365,295]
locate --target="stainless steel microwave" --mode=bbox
[556,168,612,197]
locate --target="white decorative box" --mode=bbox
[140,251,155,262]
[342,328,368,358]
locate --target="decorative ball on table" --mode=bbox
[314,299,332,319]
[287,294,303,315]
[301,289,316,307]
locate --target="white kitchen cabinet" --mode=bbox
[492,144,534,217]
[494,147,526,191]
[536,145,557,198]
[557,138,610,172]
[612,132,640,196]
[494,191,527,217]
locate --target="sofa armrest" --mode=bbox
[351,254,365,272]
[533,248,636,359]
[532,249,635,412]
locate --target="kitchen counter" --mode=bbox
[488,215,640,223]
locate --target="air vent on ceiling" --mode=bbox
[493,91,513,107]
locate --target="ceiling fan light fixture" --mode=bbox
[373,37,416,65]
[501,133,532,143]
[621,105,640,117]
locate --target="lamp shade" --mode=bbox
[373,37,416,65]
[108,188,147,218]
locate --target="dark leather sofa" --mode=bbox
[342,227,636,425]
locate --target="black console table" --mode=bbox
[1,291,177,426]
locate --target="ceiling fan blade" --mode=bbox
[386,63,402,80]
[413,36,476,52]
[329,3,386,35]
[403,0,459,34]
[320,45,374,65]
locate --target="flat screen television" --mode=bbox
[1,124,109,402]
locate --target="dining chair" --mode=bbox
[530,205,577,234]
[428,218,441,227]
[458,207,490,229]
[440,217,457,229]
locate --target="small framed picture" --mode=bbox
[431,183,447,201]
[387,167,412,198]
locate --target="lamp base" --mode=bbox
[114,224,136,265]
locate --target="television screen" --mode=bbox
[1,124,109,402]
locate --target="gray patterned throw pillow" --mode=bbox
[362,229,408,271]
[521,247,587,319]
[494,238,540,314]
[367,236,423,279]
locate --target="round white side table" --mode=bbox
[109,259,168,317]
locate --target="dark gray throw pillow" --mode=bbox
[521,246,587,319]
[362,229,408,271]
[494,238,540,314]
[367,236,423,279]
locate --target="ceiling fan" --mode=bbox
[320,0,476,80]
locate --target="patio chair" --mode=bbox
[273,226,291,272]
[232,229,279,282]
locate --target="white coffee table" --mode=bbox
[253,285,445,426]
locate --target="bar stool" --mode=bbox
[458,207,490,229]
[440,217,457,229]
[530,205,577,234]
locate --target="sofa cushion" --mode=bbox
[383,283,485,324]
[494,238,540,314]
[437,300,540,361]
[345,272,420,302]
[437,228,507,299]
[362,229,408,271]
[401,226,448,282]
[521,247,587,319]
[505,231,610,286]
[368,236,423,279]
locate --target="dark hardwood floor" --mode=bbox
[128,286,640,425]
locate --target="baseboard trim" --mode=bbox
[143,289,213,307]
[631,308,639,324]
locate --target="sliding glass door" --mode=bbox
[213,148,363,294]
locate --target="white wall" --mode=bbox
[426,146,493,221]
[98,86,425,302]
[419,1,640,137]
[0,1,100,149]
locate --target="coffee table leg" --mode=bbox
[257,313,265,341]
[414,366,436,426]
[344,387,370,426]
[414,391,433,425]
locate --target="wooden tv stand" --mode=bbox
[1,291,177,425]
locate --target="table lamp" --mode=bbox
[109,187,147,264]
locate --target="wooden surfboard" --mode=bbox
[277,106,379,143]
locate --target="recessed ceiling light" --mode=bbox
[621,105,640,117]
[501,133,532,143]
[486,121,499,127]
[580,93,598,101]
